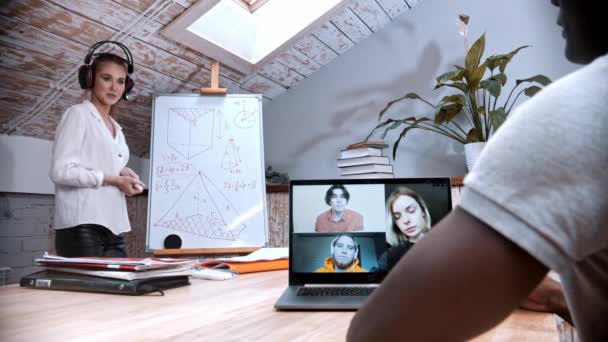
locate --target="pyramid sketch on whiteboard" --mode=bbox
[154,171,246,240]
[221,138,241,170]
[234,100,256,129]
[167,107,218,159]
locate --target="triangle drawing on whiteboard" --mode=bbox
[154,171,246,240]
[221,138,241,170]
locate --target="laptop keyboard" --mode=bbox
[297,287,375,297]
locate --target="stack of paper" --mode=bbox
[35,252,196,280]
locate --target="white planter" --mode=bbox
[464,142,486,171]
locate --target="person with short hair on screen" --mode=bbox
[348,1,608,341]
[377,187,432,272]
[315,234,368,273]
[315,184,364,233]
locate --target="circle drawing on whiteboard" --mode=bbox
[234,110,256,128]
[234,100,256,128]
[153,171,246,241]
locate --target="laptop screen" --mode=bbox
[288,178,452,284]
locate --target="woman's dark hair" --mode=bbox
[324,184,350,205]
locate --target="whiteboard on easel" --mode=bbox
[146,94,267,250]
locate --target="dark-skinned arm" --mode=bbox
[347,207,549,341]
[520,275,572,325]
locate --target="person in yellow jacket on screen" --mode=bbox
[315,234,368,273]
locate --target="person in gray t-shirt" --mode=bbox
[348,1,607,341]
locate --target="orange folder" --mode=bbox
[196,258,288,274]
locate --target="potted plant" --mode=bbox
[367,15,552,170]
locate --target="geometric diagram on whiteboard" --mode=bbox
[234,100,256,129]
[167,108,216,159]
[214,111,225,140]
[154,171,246,241]
[221,138,241,170]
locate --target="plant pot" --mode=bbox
[464,142,486,171]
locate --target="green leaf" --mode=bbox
[491,73,507,86]
[367,118,396,140]
[466,128,480,143]
[380,119,418,139]
[436,69,465,84]
[516,74,552,86]
[466,34,486,78]
[378,92,426,119]
[498,45,529,73]
[435,82,468,93]
[486,46,529,72]
[481,79,501,97]
[453,65,465,71]
[391,118,432,159]
[485,55,502,71]
[435,103,463,124]
[439,94,466,106]
[469,61,488,90]
[379,121,401,139]
[489,107,507,131]
[524,86,542,97]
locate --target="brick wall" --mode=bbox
[0,192,153,285]
[0,190,289,285]
[0,193,54,285]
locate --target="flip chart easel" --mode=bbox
[149,60,266,257]
[200,60,227,95]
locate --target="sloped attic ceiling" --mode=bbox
[0,0,422,157]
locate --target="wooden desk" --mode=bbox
[0,270,558,341]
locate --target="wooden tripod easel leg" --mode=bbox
[200,60,228,95]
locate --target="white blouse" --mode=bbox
[50,100,131,235]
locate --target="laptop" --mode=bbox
[274,178,453,310]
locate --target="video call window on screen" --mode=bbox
[290,181,451,273]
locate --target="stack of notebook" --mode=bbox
[337,141,394,179]
[20,252,195,295]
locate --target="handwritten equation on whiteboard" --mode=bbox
[147,95,266,249]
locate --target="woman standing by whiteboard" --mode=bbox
[50,41,144,257]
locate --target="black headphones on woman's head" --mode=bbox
[78,40,135,101]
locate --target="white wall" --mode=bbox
[262,0,578,179]
[0,135,54,194]
[0,135,149,194]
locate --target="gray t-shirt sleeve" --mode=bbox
[458,56,608,274]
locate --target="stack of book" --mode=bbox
[20,252,196,295]
[337,141,394,179]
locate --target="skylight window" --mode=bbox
[162,0,346,74]
[234,0,269,12]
